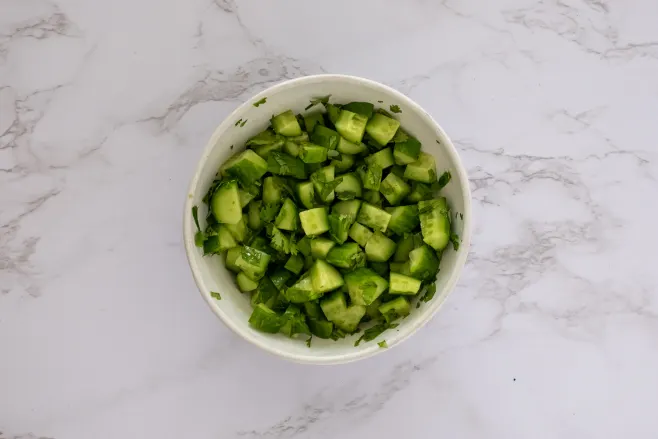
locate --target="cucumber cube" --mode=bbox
[344,268,389,305]
[389,261,412,277]
[320,291,366,333]
[419,198,450,251]
[386,205,419,235]
[389,272,422,295]
[365,147,395,170]
[365,231,397,262]
[224,149,269,187]
[303,112,325,134]
[407,181,434,202]
[334,173,362,200]
[275,198,299,231]
[408,245,440,281]
[337,136,367,155]
[311,165,336,203]
[326,243,365,269]
[378,297,410,323]
[262,176,283,204]
[404,152,437,183]
[236,246,271,281]
[284,254,305,275]
[271,110,302,137]
[310,237,336,259]
[284,272,323,303]
[328,213,352,244]
[379,173,411,205]
[299,143,329,163]
[267,151,307,179]
[296,181,316,209]
[311,125,340,150]
[357,165,382,191]
[356,203,392,232]
[342,101,374,118]
[225,246,242,273]
[211,180,242,224]
[335,110,368,144]
[299,207,330,236]
[311,259,345,293]
[331,153,356,173]
[249,304,283,333]
[237,271,259,292]
[393,137,421,165]
[365,113,400,146]
[308,318,334,338]
[348,222,373,247]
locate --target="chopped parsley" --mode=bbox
[354,321,398,346]
[306,336,312,348]
[450,233,461,250]
[305,95,331,111]
[240,119,248,127]
[420,282,437,303]
[210,291,221,300]
[234,118,242,126]
[230,144,234,150]
[377,100,383,103]
[253,97,267,107]
[389,104,402,114]
[378,340,388,348]
[192,206,205,247]
[435,140,441,144]
[460,212,464,220]
[437,171,452,189]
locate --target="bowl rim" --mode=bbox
[183,74,472,365]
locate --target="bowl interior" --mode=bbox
[184,75,471,364]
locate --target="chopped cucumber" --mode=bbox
[349,222,373,247]
[296,181,316,209]
[379,173,411,205]
[389,272,422,295]
[404,152,437,183]
[199,99,457,344]
[212,180,242,225]
[365,113,400,146]
[326,243,365,269]
[365,148,395,170]
[299,207,330,236]
[334,173,363,200]
[311,259,345,293]
[267,151,307,179]
[321,291,366,333]
[357,203,391,232]
[337,136,368,155]
[304,112,325,134]
[284,254,304,275]
[419,198,450,251]
[394,137,421,165]
[408,245,440,281]
[300,143,329,163]
[335,110,368,144]
[365,231,397,262]
[344,268,388,305]
[237,271,259,292]
[311,125,340,150]
[378,297,410,323]
[224,150,269,187]
[275,198,298,231]
[386,205,419,235]
[310,237,336,259]
[271,110,302,137]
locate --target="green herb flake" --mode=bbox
[230,145,234,150]
[420,282,437,303]
[253,97,267,107]
[377,100,383,103]
[354,321,396,346]
[192,206,205,247]
[450,233,461,250]
[235,118,242,126]
[306,336,312,348]
[437,171,452,189]
[240,119,248,127]
[305,95,331,111]
[459,212,464,220]
[378,340,388,348]
[210,291,222,300]
[435,140,440,144]
[389,105,402,114]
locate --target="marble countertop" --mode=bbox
[2,0,657,437]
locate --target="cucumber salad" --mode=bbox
[192,97,460,346]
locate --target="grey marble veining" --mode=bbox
[1,0,657,437]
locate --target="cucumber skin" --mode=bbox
[211,181,242,225]
[419,198,451,251]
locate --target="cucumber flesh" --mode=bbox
[296,181,316,209]
[271,110,302,137]
[275,198,299,231]
[378,297,410,323]
[344,267,389,306]
[349,222,373,247]
[335,110,368,144]
[224,150,269,187]
[212,180,242,224]
[379,173,411,205]
[356,203,392,232]
[320,291,366,333]
[365,113,400,146]
[389,272,422,295]
[404,152,437,183]
[237,271,259,292]
[365,231,397,262]
[310,237,336,259]
[419,198,450,251]
[311,259,345,293]
[299,207,330,236]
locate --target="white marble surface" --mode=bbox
[1,0,658,437]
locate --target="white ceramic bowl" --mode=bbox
[183,74,471,364]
